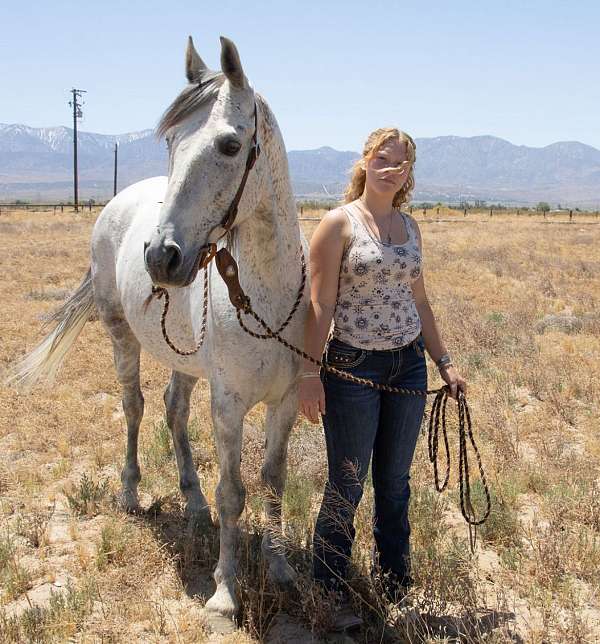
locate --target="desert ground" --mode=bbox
[0,206,599,643]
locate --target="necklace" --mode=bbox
[356,199,394,244]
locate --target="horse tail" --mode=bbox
[6,268,96,389]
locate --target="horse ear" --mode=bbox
[186,36,207,84]
[219,36,247,89]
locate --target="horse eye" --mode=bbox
[219,138,242,156]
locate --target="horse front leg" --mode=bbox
[261,388,298,586]
[164,371,211,525]
[204,388,247,619]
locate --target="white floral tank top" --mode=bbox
[332,204,422,350]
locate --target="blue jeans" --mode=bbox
[312,334,427,594]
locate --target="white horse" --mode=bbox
[10,36,308,619]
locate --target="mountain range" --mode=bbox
[1,123,599,206]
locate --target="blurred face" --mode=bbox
[364,138,411,198]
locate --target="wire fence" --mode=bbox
[0,202,106,215]
[1,202,599,224]
[298,205,600,225]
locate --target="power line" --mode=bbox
[113,142,118,197]
[68,88,86,212]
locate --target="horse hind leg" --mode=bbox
[104,316,144,513]
[261,389,298,586]
[164,371,210,524]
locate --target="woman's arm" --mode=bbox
[298,208,350,422]
[407,214,467,398]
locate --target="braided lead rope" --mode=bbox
[150,265,210,356]
[148,243,492,530]
[428,387,451,492]
[237,252,307,339]
[236,298,492,528]
[458,394,492,526]
[151,245,307,353]
[238,304,443,396]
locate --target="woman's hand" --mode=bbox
[377,159,412,178]
[298,376,326,423]
[371,160,412,196]
[439,365,467,399]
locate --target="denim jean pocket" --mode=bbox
[412,335,425,358]
[326,341,367,369]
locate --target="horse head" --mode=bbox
[144,36,264,287]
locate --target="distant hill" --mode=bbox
[287,146,359,197]
[1,124,599,206]
[0,124,165,193]
[288,138,600,206]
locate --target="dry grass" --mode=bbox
[0,206,599,642]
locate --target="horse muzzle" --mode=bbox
[144,237,191,287]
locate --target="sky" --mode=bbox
[2,0,599,151]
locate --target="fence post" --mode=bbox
[61,204,64,213]
[436,207,439,215]
[300,206,303,215]
[569,209,573,222]
[410,206,413,215]
[422,208,426,217]
[489,208,493,217]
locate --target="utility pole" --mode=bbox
[113,143,118,196]
[69,88,86,212]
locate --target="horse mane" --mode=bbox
[156,70,225,139]
[157,73,278,157]
[254,92,276,138]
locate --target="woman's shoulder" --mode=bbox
[401,210,421,238]
[309,205,353,259]
[317,204,353,236]
[396,209,422,252]
[324,203,351,220]
[399,208,417,225]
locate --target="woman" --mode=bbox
[298,128,467,629]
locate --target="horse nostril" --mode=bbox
[164,241,183,276]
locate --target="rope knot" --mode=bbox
[240,296,252,314]
[143,285,166,313]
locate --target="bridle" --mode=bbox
[146,100,262,317]
[195,101,261,272]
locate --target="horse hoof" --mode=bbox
[201,608,237,635]
[119,489,141,514]
[204,584,239,620]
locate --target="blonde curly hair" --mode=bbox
[343,128,416,207]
